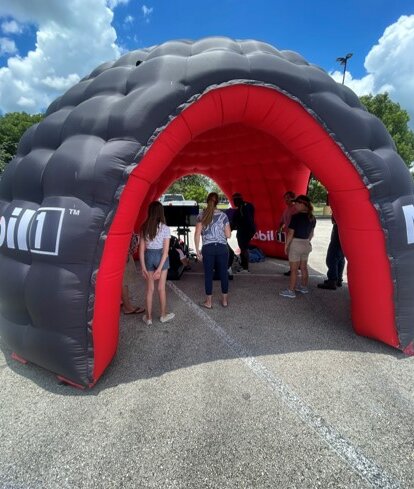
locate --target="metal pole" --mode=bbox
[342,59,347,85]
[336,53,353,86]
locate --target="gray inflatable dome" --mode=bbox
[1,37,413,387]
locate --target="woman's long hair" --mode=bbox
[201,192,219,227]
[295,195,315,222]
[141,201,166,240]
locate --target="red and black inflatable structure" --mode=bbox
[1,37,413,387]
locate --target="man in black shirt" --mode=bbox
[317,216,345,290]
[231,192,256,272]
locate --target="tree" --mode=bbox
[309,94,414,201]
[183,184,208,203]
[166,174,212,202]
[209,181,228,202]
[359,93,414,168]
[307,177,327,205]
[0,112,44,173]
[167,174,211,193]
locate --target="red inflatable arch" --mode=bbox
[94,84,397,381]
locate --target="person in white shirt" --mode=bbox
[139,201,175,326]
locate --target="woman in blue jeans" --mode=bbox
[195,192,232,308]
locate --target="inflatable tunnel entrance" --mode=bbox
[1,38,413,387]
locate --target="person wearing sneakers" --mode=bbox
[194,192,232,308]
[280,195,316,299]
[139,201,175,325]
[278,191,298,277]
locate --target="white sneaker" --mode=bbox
[239,269,250,274]
[160,312,175,323]
[142,315,152,326]
[295,285,309,294]
[279,289,296,298]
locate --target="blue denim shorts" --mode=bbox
[144,249,169,271]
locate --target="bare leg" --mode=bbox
[299,260,309,286]
[157,269,168,317]
[145,272,155,320]
[221,293,228,306]
[122,285,135,313]
[289,262,299,291]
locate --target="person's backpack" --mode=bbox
[248,246,265,263]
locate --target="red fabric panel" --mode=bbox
[180,91,223,137]
[92,178,150,381]
[347,229,396,344]
[219,84,250,123]
[329,188,398,347]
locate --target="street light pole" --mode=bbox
[336,53,353,85]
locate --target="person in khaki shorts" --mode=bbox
[278,190,298,277]
[279,195,316,298]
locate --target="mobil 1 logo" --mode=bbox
[0,206,66,256]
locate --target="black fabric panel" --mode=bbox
[0,254,31,325]
[31,108,72,150]
[0,316,90,385]
[12,149,54,203]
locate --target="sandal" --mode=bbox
[124,306,145,315]
[199,302,213,309]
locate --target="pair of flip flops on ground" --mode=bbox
[124,306,145,315]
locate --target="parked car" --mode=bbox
[159,193,197,206]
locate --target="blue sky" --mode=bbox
[112,0,413,78]
[0,0,413,124]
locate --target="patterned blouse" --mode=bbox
[197,210,229,245]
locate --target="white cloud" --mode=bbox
[331,15,414,128]
[142,5,153,23]
[17,96,36,109]
[0,0,122,114]
[1,20,23,34]
[124,15,134,24]
[41,74,81,91]
[107,0,130,8]
[0,37,17,56]
[331,70,376,94]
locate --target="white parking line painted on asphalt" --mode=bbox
[188,272,295,277]
[168,281,400,489]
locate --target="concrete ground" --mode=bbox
[1,219,413,488]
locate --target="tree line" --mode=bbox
[0,112,43,174]
[306,93,414,204]
[1,94,413,205]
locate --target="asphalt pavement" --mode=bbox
[1,219,413,489]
